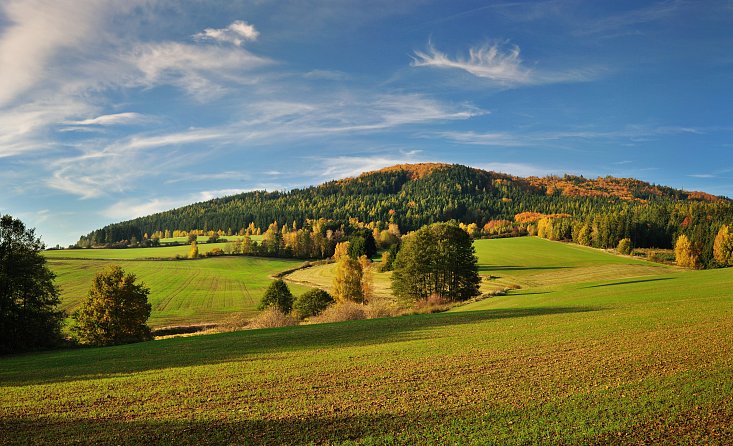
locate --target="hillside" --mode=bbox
[80,163,730,246]
[4,237,732,444]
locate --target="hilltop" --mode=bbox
[81,163,729,245]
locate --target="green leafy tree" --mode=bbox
[391,223,480,302]
[293,289,334,318]
[73,265,152,346]
[0,215,64,354]
[258,279,294,314]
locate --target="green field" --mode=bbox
[2,237,732,444]
[48,255,311,328]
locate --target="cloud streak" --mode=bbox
[412,41,601,86]
[64,112,148,126]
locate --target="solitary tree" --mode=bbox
[188,241,199,259]
[391,223,480,302]
[332,256,364,303]
[674,234,699,269]
[73,265,152,346]
[0,215,64,354]
[258,279,294,314]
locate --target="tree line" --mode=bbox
[76,165,733,252]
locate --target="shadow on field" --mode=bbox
[0,306,600,387]
[1,411,439,446]
[585,277,674,288]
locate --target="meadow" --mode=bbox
[46,250,310,328]
[2,237,731,444]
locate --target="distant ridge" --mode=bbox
[81,163,729,244]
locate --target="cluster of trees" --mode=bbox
[528,202,733,268]
[258,279,334,319]
[1,215,152,354]
[391,223,480,302]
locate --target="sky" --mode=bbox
[1,0,732,247]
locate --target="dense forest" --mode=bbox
[78,163,733,266]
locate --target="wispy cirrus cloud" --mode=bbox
[64,112,149,126]
[435,125,707,148]
[411,41,602,86]
[44,92,480,198]
[125,41,273,100]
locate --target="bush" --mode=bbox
[72,265,152,346]
[364,296,401,319]
[617,238,633,255]
[249,308,298,329]
[413,293,451,314]
[294,289,334,318]
[309,301,366,324]
[258,279,294,314]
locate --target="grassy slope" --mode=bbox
[48,255,311,328]
[2,238,732,445]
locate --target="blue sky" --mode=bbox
[1,0,732,247]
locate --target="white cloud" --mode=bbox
[412,41,601,86]
[412,42,531,85]
[64,112,148,126]
[0,0,109,106]
[193,20,259,46]
[126,42,273,99]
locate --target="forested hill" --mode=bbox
[83,163,730,246]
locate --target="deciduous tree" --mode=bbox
[674,234,699,268]
[0,215,64,354]
[332,256,364,303]
[72,265,152,346]
[713,224,733,266]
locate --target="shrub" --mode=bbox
[413,293,451,314]
[294,289,334,318]
[258,279,294,314]
[249,308,298,329]
[364,296,401,319]
[617,238,633,255]
[73,265,152,346]
[309,301,366,324]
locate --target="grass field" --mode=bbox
[158,235,264,244]
[48,255,311,328]
[44,240,258,260]
[2,237,732,444]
